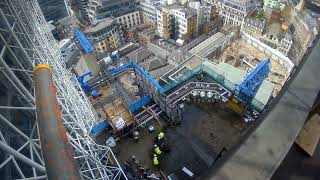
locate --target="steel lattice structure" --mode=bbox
[0,0,126,179]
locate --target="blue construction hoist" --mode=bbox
[238,59,271,103]
[75,29,94,54]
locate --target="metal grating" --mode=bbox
[0,0,126,179]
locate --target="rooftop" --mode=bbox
[85,18,115,33]
[161,4,197,17]
[189,32,234,58]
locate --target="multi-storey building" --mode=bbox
[69,0,91,24]
[241,10,266,38]
[115,10,142,29]
[260,23,293,56]
[157,4,197,42]
[139,0,161,26]
[220,0,257,26]
[263,0,282,11]
[289,6,319,59]
[202,0,223,10]
[189,1,213,35]
[37,0,70,22]
[156,7,170,39]
[85,18,124,52]
[160,0,177,5]
[87,0,137,23]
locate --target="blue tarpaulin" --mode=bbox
[90,120,109,137]
[128,95,152,113]
[75,29,94,54]
[132,62,164,92]
[111,62,133,75]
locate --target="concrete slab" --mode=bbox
[295,114,320,156]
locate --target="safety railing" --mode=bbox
[161,63,267,111]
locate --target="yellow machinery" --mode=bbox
[227,97,245,114]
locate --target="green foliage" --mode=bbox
[255,10,265,21]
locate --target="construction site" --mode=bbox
[0,1,320,180]
[218,39,290,95]
[74,28,275,178]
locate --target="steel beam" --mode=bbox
[0,141,45,173]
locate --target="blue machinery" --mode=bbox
[226,59,271,113]
[78,72,102,98]
[78,72,93,93]
[238,59,271,103]
[75,29,94,54]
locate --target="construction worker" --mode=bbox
[153,154,159,166]
[158,131,165,140]
[154,144,162,155]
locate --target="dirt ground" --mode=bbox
[115,120,162,175]
[186,100,246,152]
[118,73,139,100]
[218,39,289,96]
[112,99,247,179]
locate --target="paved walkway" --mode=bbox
[202,39,320,179]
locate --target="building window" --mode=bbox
[132,14,134,18]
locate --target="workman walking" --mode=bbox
[153,154,159,166]
[158,131,165,140]
[154,144,162,155]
